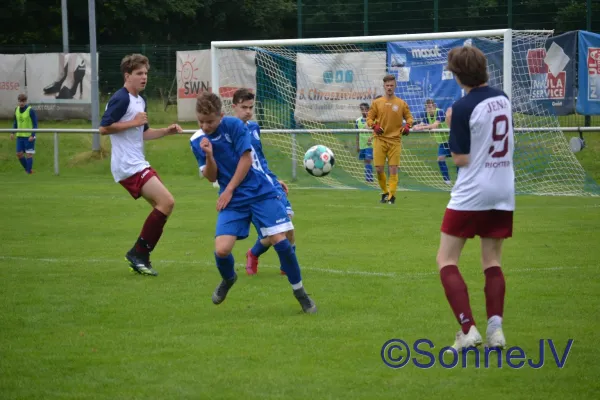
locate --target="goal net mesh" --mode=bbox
[215,31,600,196]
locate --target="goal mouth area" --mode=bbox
[210,29,599,197]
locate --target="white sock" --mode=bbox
[487,315,503,334]
[292,281,303,290]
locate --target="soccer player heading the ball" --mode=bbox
[99,54,183,276]
[436,45,514,351]
[189,92,317,314]
[229,88,296,276]
[367,74,414,204]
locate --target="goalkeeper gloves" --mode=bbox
[401,124,411,136]
[372,124,384,135]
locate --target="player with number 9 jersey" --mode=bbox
[436,46,514,355]
[447,86,515,213]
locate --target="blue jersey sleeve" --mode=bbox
[190,136,207,170]
[142,96,149,132]
[449,101,471,155]
[231,118,252,157]
[30,107,38,134]
[100,89,130,127]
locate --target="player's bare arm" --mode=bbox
[451,153,469,167]
[201,137,218,182]
[278,180,289,195]
[143,123,183,140]
[216,150,252,211]
[99,112,147,135]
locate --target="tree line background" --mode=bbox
[1,0,598,101]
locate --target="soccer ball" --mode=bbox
[304,145,335,177]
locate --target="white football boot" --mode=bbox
[446,325,483,353]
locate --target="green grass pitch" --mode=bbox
[1,117,600,398]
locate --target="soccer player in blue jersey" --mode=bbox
[10,93,38,174]
[189,92,317,313]
[230,88,295,276]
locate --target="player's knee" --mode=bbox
[436,251,455,270]
[26,153,33,159]
[214,248,231,258]
[16,152,24,158]
[375,166,384,174]
[389,166,398,174]
[214,237,234,257]
[438,156,446,161]
[158,193,175,215]
[286,229,295,244]
[268,232,287,246]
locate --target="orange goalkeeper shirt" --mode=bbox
[367,95,414,143]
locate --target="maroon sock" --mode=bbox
[135,208,168,254]
[484,266,505,319]
[440,265,475,334]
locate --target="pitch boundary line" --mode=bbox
[0,256,587,279]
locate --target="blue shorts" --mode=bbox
[437,142,451,158]
[277,188,294,218]
[358,148,373,160]
[216,196,294,240]
[16,137,35,154]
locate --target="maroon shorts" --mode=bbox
[441,208,513,239]
[119,167,161,199]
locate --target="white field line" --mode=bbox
[0,256,588,279]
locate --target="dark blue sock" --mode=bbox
[365,164,373,182]
[26,157,33,173]
[274,239,302,286]
[18,157,27,171]
[215,252,235,280]
[251,239,270,257]
[438,160,450,180]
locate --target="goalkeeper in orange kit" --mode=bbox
[367,74,414,204]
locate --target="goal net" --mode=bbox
[212,30,600,196]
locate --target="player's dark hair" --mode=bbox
[196,92,222,115]
[383,74,396,83]
[232,88,255,105]
[425,99,435,105]
[17,93,27,102]
[359,102,369,108]
[447,46,489,87]
[120,54,150,77]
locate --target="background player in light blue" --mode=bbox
[189,92,316,314]
[230,88,295,276]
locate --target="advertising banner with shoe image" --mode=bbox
[25,53,96,119]
[0,54,26,118]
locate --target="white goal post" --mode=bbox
[209,29,600,196]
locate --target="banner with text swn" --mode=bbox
[0,54,25,118]
[295,52,386,123]
[176,49,257,121]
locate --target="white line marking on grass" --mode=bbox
[0,256,588,279]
